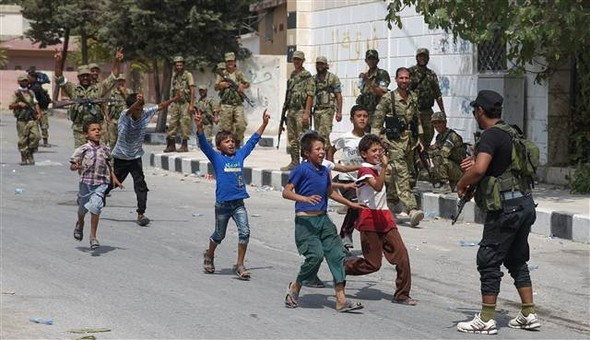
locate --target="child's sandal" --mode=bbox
[203,251,215,274]
[89,238,100,250]
[73,222,83,241]
[233,264,250,280]
[284,282,299,308]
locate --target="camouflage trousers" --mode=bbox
[17,120,41,154]
[419,108,434,146]
[72,123,87,148]
[313,107,335,147]
[287,109,310,163]
[219,104,247,143]
[202,122,214,144]
[166,102,192,140]
[101,119,118,150]
[429,150,463,184]
[384,133,418,212]
[37,108,50,139]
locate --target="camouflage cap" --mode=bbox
[198,85,207,90]
[77,65,92,75]
[216,62,226,70]
[292,51,305,60]
[366,49,379,60]
[88,62,101,70]
[416,48,429,57]
[431,111,447,121]
[224,52,236,61]
[315,56,328,64]
[173,56,184,63]
[18,74,29,82]
[117,74,126,80]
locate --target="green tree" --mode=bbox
[386,0,590,166]
[98,0,254,131]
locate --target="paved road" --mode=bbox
[1,113,589,339]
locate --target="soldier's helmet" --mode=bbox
[431,111,447,122]
[292,51,305,60]
[77,65,92,76]
[315,56,328,64]
[224,52,236,61]
[173,56,185,63]
[416,48,430,57]
[366,49,379,60]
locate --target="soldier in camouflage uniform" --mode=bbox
[54,49,123,148]
[409,48,446,147]
[196,85,219,143]
[27,70,52,147]
[215,52,250,145]
[313,56,342,146]
[372,67,425,227]
[280,51,315,171]
[104,74,131,149]
[356,49,390,131]
[165,56,196,153]
[9,75,41,165]
[428,111,465,193]
[89,63,101,84]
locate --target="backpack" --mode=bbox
[495,122,540,186]
[36,72,51,85]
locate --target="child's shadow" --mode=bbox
[352,282,393,301]
[76,245,126,256]
[298,293,364,313]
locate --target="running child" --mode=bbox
[71,118,122,249]
[196,109,270,280]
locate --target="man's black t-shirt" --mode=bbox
[477,122,512,177]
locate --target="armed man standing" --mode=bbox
[456,90,540,335]
[409,48,445,147]
[428,111,465,193]
[105,74,131,149]
[164,56,195,153]
[54,49,123,148]
[9,75,41,165]
[196,85,219,143]
[215,52,250,146]
[27,69,52,147]
[356,49,390,131]
[313,56,342,146]
[372,67,424,227]
[280,51,315,171]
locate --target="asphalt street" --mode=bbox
[1,112,589,339]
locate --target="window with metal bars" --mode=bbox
[477,31,507,72]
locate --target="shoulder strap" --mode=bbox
[390,91,396,116]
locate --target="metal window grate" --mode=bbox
[477,32,507,72]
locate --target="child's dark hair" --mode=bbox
[350,104,368,118]
[358,134,381,155]
[83,118,101,133]
[215,130,237,147]
[126,93,138,108]
[300,130,325,158]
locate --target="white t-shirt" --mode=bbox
[332,131,364,181]
[355,163,387,210]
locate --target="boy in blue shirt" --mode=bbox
[196,109,270,280]
[282,131,365,312]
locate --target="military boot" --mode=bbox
[20,152,28,166]
[280,150,300,171]
[177,139,189,152]
[409,209,424,227]
[27,151,35,165]
[42,138,50,147]
[163,138,176,153]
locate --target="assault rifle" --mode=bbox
[277,88,289,149]
[53,98,109,109]
[414,147,435,187]
[219,74,254,107]
[15,91,38,121]
[451,186,475,225]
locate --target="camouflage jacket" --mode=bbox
[356,67,390,112]
[372,89,422,140]
[197,96,218,124]
[11,89,37,121]
[170,70,195,104]
[108,87,131,121]
[216,69,248,106]
[314,71,341,109]
[408,65,441,110]
[58,73,116,125]
[433,127,465,163]
[287,69,315,111]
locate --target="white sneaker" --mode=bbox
[508,312,541,330]
[456,314,498,335]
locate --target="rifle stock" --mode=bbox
[220,74,254,107]
[415,148,435,187]
[451,186,475,225]
[53,98,109,109]
[277,100,288,149]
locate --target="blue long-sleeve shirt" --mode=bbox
[197,132,260,202]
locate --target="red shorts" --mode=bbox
[356,209,396,232]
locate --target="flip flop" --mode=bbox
[203,251,215,274]
[233,264,251,281]
[336,300,364,313]
[392,297,418,306]
[73,222,83,241]
[284,282,299,308]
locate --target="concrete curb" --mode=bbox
[149,152,589,243]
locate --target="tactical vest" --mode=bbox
[219,70,244,106]
[13,90,37,121]
[314,72,335,109]
[474,122,540,211]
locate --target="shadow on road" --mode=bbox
[76,245,126,256]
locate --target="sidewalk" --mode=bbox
[144,133,590,244]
